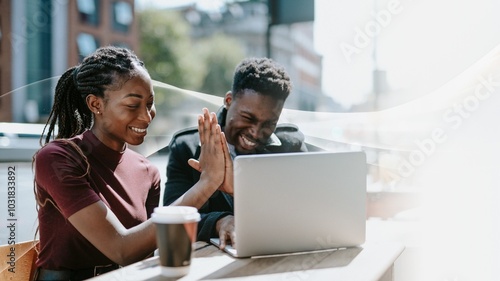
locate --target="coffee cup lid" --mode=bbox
[151,206,200,223]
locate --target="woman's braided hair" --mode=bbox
[42,46,146,145]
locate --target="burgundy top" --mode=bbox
[34,130,160,270]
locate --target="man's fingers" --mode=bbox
[219,232,227,249]
[188,158,201,172]
[230,231,236,248]
[221,132,231,160]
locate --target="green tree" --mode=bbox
[138,9,246,98]
[138,9,203,90]
[194,33,245,97]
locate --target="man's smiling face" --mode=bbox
[223,90,284,155]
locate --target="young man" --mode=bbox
[164,58,307,248]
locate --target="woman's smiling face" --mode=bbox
[223,89,284,154]
[90,67,156,151]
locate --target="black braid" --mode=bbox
[42,46,146,145]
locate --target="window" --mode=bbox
[77,0,100,26]
[26,0,52,118]
[77,33,99,61]
[112,1,133,33]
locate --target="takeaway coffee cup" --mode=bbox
[152,206,200,277]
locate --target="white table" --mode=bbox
[91,241,404,281]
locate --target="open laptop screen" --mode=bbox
[227,151,367,258]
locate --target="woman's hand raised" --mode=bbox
[188,108,226,194]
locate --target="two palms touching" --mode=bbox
[188,108,234,196]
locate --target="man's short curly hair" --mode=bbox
[231,57,292,101]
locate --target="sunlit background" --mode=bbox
[1,0,500,280]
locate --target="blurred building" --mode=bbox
[0,0,138,122]
[181,1,341,112]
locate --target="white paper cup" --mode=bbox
[151,206,200,277]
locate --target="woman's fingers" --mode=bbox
[196,108,226,187]
[199,108,221,146]
[198,114,205,144]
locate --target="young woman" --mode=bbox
[33,46,228,280]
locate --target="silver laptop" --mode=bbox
[210,151,367,258]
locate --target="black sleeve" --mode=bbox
[197,211,232,242]
[163,134,233,242]
[163,138,197,206]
